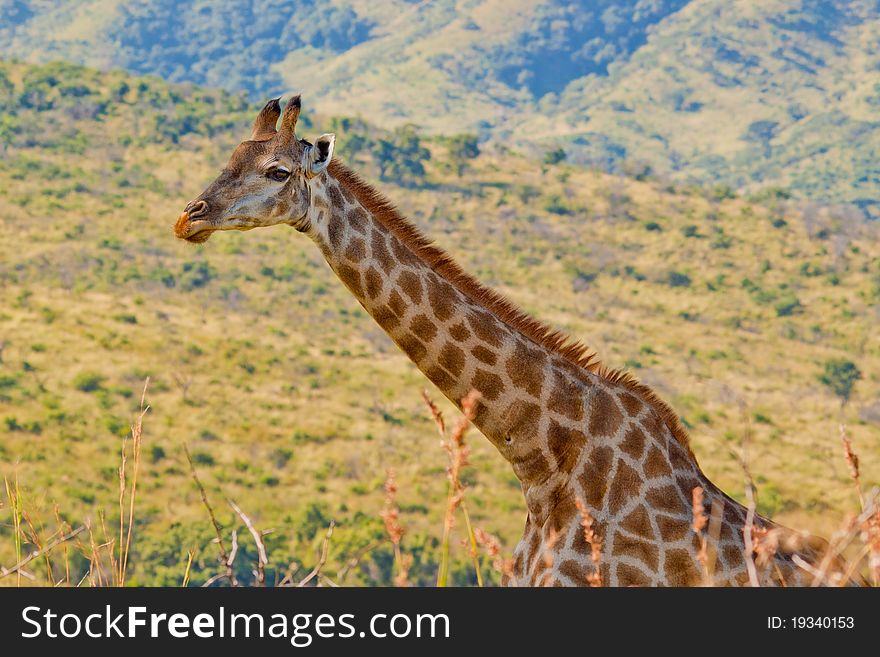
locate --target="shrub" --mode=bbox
[667,271,692,287]
[774,294,802,317]
[73,371,104,392]
[543,147,566,165]
[150,446,166,463]
[191,451,215,466]
[543,194,573,215]
[818,359,861,404]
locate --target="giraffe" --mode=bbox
[174,97,844,587]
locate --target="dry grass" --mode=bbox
[380,468,411,586]
[574,497,602,587]
[1,386,878,588]
[425,389,482,587]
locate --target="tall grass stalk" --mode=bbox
[431,389,480,587]
[118,378,149,587]
[4,475,23,587]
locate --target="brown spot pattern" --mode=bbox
[328,219,344,250]
[373,306,400,330]
[425,365,455,392]
[397,270,423,304]
[427,276,456,321]
[607,460,643,515]
[655,514,690,542]
[388,290,406,317]
[616,562,653,586]
[467,310,503,347]
[397,333,427,362]
[578,446,613,508]
[645,485,682,515]
[547,420,586,473]
[619,392,643,417]
[347,207,368,234]
[506,341,546,398]
[513,448,550,483]
[589,389,624,437]
[502,399,542,440]
[619,425,646,460]
[546,371,583,421]
[613,536,659,572]
[471,368,504,400]
[327,184,345,208]
[665,549,700,586]
[722,544,742,568]
[344,237,366,262]
[390,234,421,267]
[371,230,395,275]
[449,322,470,342]
[438,342,465,376]
[336,264,363,297]
[619,505,655,540]
[643,444,670,480]
[558,560,588,585]
[364,267,383,299]
[410,314,437,341]
[471,345,497,365]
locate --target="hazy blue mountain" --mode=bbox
[1,0,877,204]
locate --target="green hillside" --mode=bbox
[1,1,879,204]
[0,61,878,586]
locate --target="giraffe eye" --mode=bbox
[266,166,290,182]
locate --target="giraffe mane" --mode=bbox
[328,159,694,456]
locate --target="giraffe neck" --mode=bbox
[303,164,632,523]
[298,163,829,586]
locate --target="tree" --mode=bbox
[446,133,480,176]
[544,147,566,165]
[819,359,861,408]
[373,124,430,185]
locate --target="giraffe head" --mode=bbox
[174,96,335,243]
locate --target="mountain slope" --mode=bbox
[526,0,880,206]
[1,0,878,203]
[0,60,878,584]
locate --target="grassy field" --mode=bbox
[0,61,878,586]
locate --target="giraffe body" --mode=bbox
[174,97,838,586]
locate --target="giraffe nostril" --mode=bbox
[185,200,208,219]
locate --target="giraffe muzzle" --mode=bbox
[174,200,215,243]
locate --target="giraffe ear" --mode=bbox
[305,133,335,177]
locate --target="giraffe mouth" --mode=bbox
[174,212,216,243]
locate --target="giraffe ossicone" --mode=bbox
[174,96,845,587]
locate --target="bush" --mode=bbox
[774,294,802,317]
[543,194,573,215]
[150,446,166,463]
[191,451,215,466]
[667,271,692,287]
[543,147,566,165]
[818,359,861,404]
[446,133,480,176]
[73,371,104,392]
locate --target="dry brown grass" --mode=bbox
[574,497,602,587]
[424,389,482,587]
[2,386,878,588]
[380,468,411,587]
